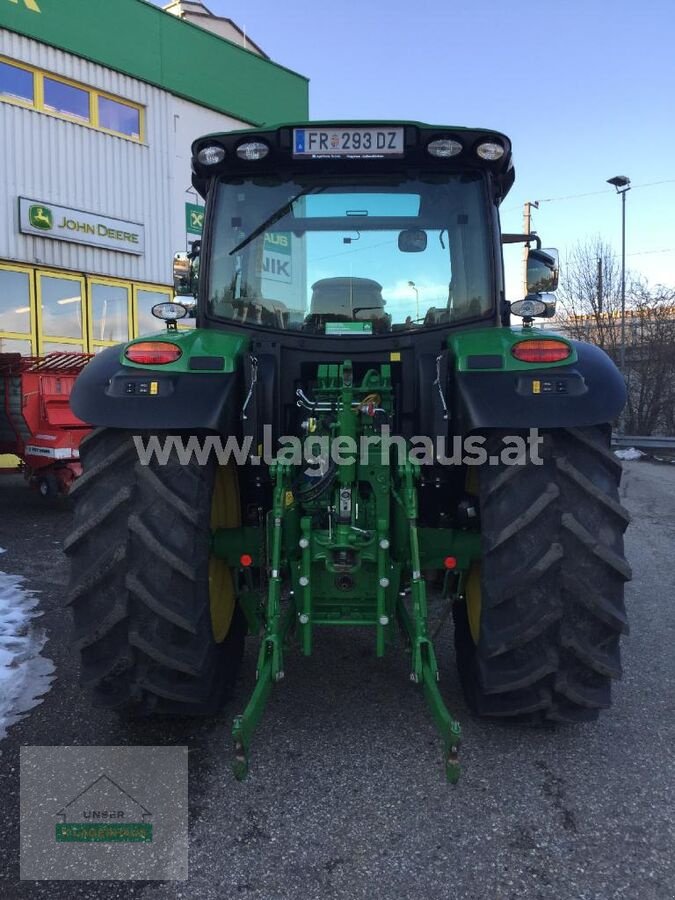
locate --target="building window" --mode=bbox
[1,266,174,355]
[98,96,140,139]
[0,337,32,355]
[0,55,144,142]
[0,268,31,333]
[43,76,90,122]
[89,280,131,345]
[134,286,173,336]
[37,272,86,348]
[0,59,33,104]
[0,265,36,355]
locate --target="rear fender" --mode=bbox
[70,332,246,433]
[448,329,626,431]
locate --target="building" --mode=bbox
[0,0,308,357]
[163,1,268,56]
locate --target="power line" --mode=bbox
[540,179,675,204]
[627,247,675,257]
[502,178,675,212]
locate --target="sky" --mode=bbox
[151,0,675,301]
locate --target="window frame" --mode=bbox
[0,55,145,143]
[42,72,93,126]
[36,269,87,352]
[0,56,35,108]
[0,262,38,355]
[87,276,133,350]
[132,283,174,338]
[95,93,143,142]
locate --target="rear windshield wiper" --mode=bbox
[229,188,322,255]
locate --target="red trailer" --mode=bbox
[0,352,92,496]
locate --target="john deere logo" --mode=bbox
[29,205,53,231]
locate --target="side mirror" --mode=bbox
[526,247,559,295]
[173,245,200,297]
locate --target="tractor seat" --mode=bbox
[305,277,391,333]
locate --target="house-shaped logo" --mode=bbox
[55,774,153,843]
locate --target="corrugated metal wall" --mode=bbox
[0,29,245,285]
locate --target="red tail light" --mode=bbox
[444,556,457,570]
[240,554,253,568]
[512,339,570,363]
[125,342,182,365]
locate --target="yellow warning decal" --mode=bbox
[284,491,294,507]
[532,380,541,394]
[390,352,401,362]
[150,381,159,395]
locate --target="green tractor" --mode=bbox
[66,122,631,781]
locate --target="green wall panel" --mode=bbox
[0,0,309,125]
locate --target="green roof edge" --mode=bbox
[0,0,309,126]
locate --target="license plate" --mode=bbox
[293,127,404,158]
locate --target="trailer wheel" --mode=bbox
[64,428,246,715]
[38,472,59,498]
[453,425,631,722]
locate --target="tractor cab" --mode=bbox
[175,123,526,345]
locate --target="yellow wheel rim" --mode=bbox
[465,465,480,497]
[466,562,482,645]
[209,465,240,643]
[463,465,481,644]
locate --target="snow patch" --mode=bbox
[0,571,55,739]
[615,447,647,461]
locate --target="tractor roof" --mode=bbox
[191,121,515,203]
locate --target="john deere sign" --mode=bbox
[19,197,145,255]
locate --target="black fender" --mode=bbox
[452,340,626,431]
[70,345,241,434]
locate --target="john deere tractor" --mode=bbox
[66,122,631,781]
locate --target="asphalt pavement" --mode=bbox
[0,459,673,899]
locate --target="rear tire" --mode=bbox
[64,428,246,715]
[453,425,631,722]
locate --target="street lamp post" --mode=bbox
[607,175,631,372]
[408,280,419,321]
